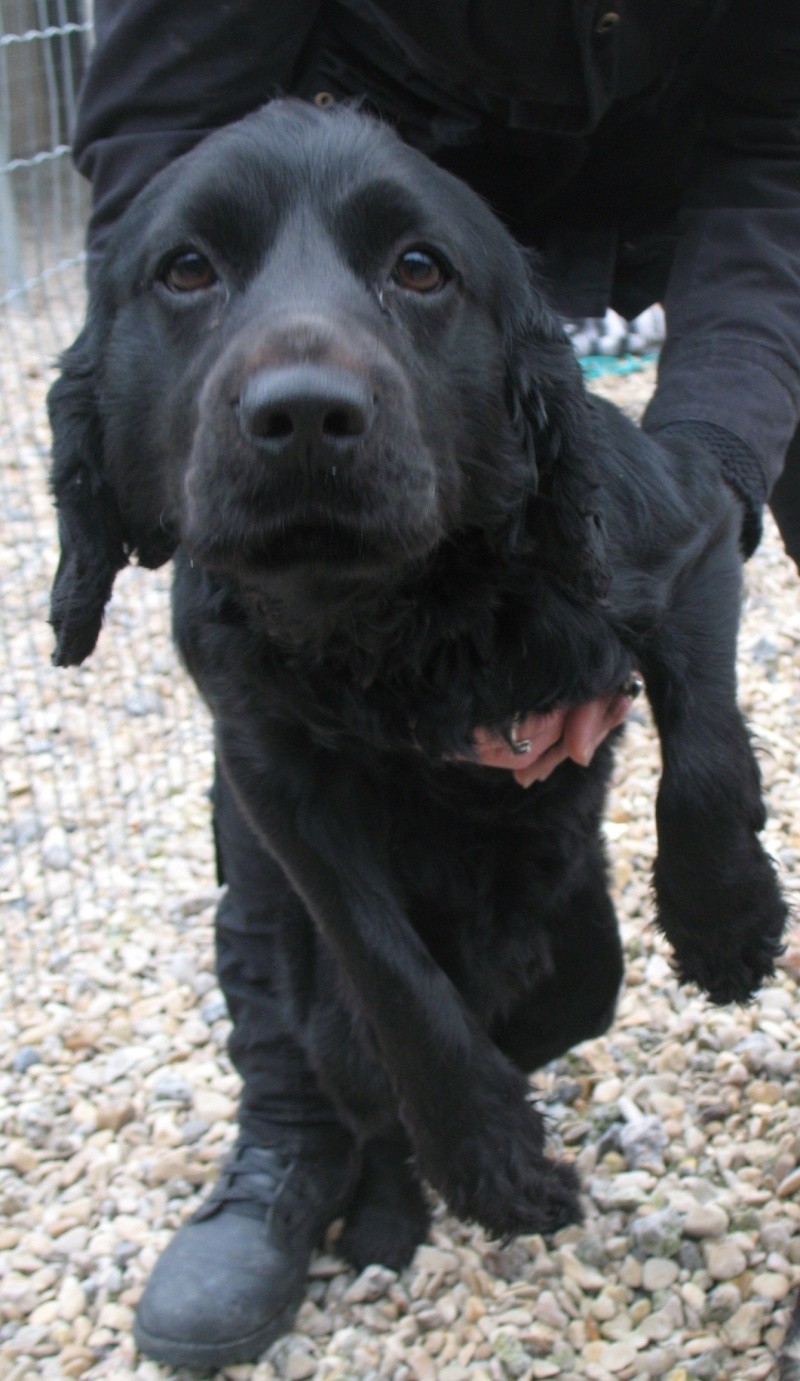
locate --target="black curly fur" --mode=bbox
[48,101,787,1251]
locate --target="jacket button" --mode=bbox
[594,11,621,34]
[313,91,336,109]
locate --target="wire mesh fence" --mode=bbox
[0,3,216,1041]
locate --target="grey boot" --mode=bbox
[134,1136,360,1369]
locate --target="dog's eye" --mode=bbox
[392,249,448,294]
[161,250,218,294]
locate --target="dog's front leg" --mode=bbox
[640,520,787,1004]
[215,721,581,1239]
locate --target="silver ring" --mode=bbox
[508,718,532,756]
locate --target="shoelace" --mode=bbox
[198,1140,349,1223]
[195,1144,299,1219]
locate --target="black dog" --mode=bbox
[49,100,786,1260]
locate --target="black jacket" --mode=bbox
[74,0,800,508]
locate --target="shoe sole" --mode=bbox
[133,1285,305,1370]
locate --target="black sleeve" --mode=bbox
[75,0,321,263]
[643,0,800,501]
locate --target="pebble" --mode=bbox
[192,1088,236,1120]
[151,1071,194,1104]
[681,1202,730,1239]
[594,1077,623,1104]
[777,1167,800,1199]
[619,1115,668,1170]
[11,1046,41,1074]
[124,689,165,717]
[631,1209,683,1260]
[343,1266,397,1304]
[556,1248,607,1291]
[703,1240,748,1281]
[180,1116,211,1144]
[41,825,71,870]
[642,1258,680,1292]
[583,1340,640,1373]
[201,994,229,1024]
[723,1302,766,1351]
[704,1283,742,1324]
[751,1271,790,1301]
[96,1100,136,1132]
[56,1278,86,1323]
[535,1291,569,1329]
[268,1337,320,1380]
[591,1171,655,1212]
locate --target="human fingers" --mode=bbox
[562,681,639,768]
[469,708,569,770]
[512,737,572,788]
[513,679,640,787]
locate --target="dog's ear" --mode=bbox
[504,271,610,602]
[48,318,130,666]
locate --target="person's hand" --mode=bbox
[470,680,640,787]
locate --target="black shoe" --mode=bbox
[133,1134,360,1370]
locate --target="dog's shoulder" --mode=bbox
[586,397,740,624]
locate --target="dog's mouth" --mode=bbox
[182,439,446,583]
[185,513,436,582]
[240,520,382,569]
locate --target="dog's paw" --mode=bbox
[654,817,790,1005]
[339,1193,431,1272]
[656,840,788,1005]
[444,1141,582,1239]
[423,1098,582,1239]
[338,1138,431,1271]
[666,921,786,1006]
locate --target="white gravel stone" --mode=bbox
[584,1340,640,1372]
[751,1271,791,1302]
[703,1240,748,1281]
[642,1258,680,1292]
[593,1077,623,1104]
[342,1265,397,1304]
[681,1202,730,1239]
[723,1302,766,1351]
[55,1277,86,1323]
[591,1171,655,1212]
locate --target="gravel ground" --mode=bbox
[1,353,800,1381]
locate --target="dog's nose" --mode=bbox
[238,365,374,456]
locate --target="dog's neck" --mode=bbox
[238,564,412,664]
[192,529,628,763]
[232,525,586,671]
[231,530,515,675]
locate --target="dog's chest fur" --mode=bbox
[177,535,633,764]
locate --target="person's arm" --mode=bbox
[75,0,321,267]
[642,0,800,553]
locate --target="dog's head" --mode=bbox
[49,99,607,665]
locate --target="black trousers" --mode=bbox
[214,445,800,1141]
[212,771,343,1143]
[770,427,800,570]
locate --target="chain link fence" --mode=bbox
[0,3,216,1040]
